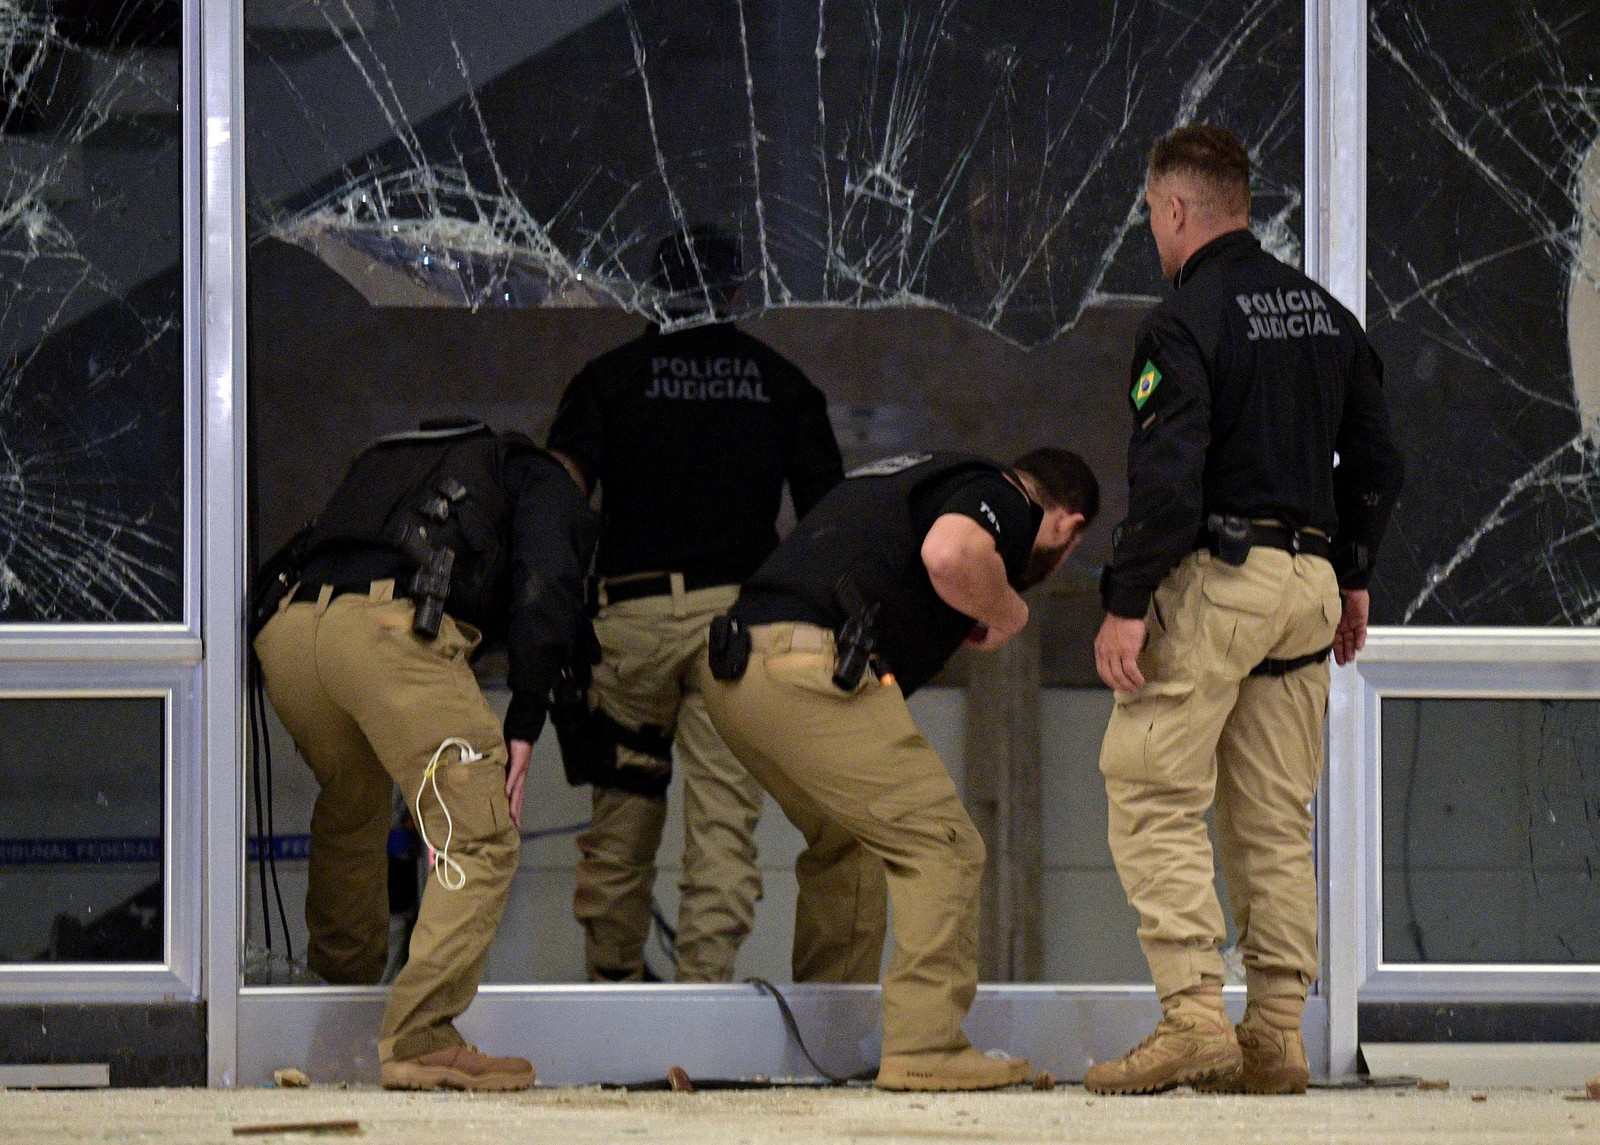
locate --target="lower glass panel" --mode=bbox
[0,696,166,963]
[1381,698,1600,965]
[246,684,1237,986]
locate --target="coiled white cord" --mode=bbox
[416,736,483,890]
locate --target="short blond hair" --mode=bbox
[1148,124,1251,218]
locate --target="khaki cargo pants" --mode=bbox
[575,579,765,982]
[701,623,982,1058]
[254,582,519,1063]
[1099,548,1341,1007]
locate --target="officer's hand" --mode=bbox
[1333,589,1370,666]
[964,621,1013,651]
[506,739,532,830]
[1095,614,1147,694]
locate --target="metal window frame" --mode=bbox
[0,671,200,1000]
[0,9,205,653]
[199,0,248,1089]
[0,0,208,1016]
[1311,0,1368,1081]
[16,0,1571,1087]
[1332,631,1600,1001]
[1317,0,1600,1078]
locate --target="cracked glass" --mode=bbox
[1369,1,1600,626]
[244,0,1301,984]
[0,0,184,623]
[1370,2,1600,971]
[246,0,1302,340]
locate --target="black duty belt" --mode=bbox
[1251,644,1334,677]
[600,571,738,605]
[290,581,387,604]
[1197,521,1331,560]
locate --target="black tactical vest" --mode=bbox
[299,421,532,633]
[735,451,1022,695]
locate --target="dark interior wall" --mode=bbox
[248,236,1141,683]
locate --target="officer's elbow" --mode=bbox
[921,529,983,588]
[921,538,961,586]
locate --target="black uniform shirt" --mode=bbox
[547,322,843,581]
[734,455,1038,696]
[501,448,599,741]
[296,438,595,745]
[1101,229,1405,619]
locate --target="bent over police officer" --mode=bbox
[253,419,595,1091]
[1086,125,1404,1096]
[547,224,843,983]
[700,449,1098,1091]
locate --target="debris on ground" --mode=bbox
[233,1120,361,1137]
[272,1068,312,1089]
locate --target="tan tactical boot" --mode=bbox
[1197,1019,1309,1094]
[1084,994,1241,1095]
[381,1043,536,1091]
[1196,984,1311,1094]
[876,1046,1032,1091]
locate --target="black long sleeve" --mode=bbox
[1102,310,1212,618]
[546,362,607,491]
[1330,343,1405,588]
[784,377,844,518]
[502,450,598,742]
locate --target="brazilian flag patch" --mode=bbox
[1132,360,1162,410]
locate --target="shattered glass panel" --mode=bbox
[1368,2,1600,625]
[245,0,1302,345]
[0,0,184,623]
[1381,698,1600,964]
[244,1,1302,985]
[0,696,165,963]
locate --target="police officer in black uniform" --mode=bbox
[547,224,844,983]
[700,448,1098,1090]
[1085,125,1404,1097]
[253,419,596,1091]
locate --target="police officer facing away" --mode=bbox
[253,420,596,1091]
[701,449,1098,1091]
[1086,126,1403,1096]
[547,225,843,983]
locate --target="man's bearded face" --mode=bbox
[1018,540,1069,590]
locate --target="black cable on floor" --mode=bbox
[251,656,295,965]
[745,977,876,1085]
[591,978,874,1090]
[247,655,273,957]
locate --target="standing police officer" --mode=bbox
[1086,125,1404,1096]
[700,448,1098,1090]
[253,419,596,1090]
[547,224,843,983]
